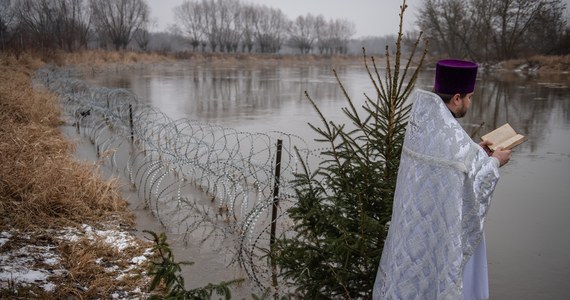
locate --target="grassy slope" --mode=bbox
[0,52,162,298]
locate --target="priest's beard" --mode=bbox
[456,108,467,118]
[455,104,468,118]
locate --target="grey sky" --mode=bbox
[148,0,570,38]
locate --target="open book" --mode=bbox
[481,123,526,151]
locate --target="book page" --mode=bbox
[496,133,525,150]
[481,123,525,151]
[481,124,516,147]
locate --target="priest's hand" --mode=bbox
[479,140,494,156]
[492,147,512,167]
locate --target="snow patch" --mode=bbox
[81,224,137,251]
[131,255,147,265]
[0,231,66,292]
[0,231,12,247]
[1,225,151,296]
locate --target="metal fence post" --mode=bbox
[129,104,134,143]
[270,139,283,295]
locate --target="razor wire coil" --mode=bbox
[34,66,324,290]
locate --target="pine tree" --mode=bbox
[274,1,428,298]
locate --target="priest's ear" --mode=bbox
[451,93,462,105]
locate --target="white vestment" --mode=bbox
[373,89,500,300]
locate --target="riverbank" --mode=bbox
[0,53,166,298]
[499,54,570,74]
[28,49,570,74]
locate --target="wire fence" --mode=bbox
[34,66,322,290]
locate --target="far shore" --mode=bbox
[22,49,570,76]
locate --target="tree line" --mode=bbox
[173,0,355,54]
[0,0,151,53]
[1,0,568,63]
[0,0,356,55]
[417,0,569,61]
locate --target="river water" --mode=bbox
[83,60,570,299]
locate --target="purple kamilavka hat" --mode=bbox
[434,59,478,94]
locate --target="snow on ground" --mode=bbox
[61,224,141,251]
[0,229,66,293]
[0,225,154,298]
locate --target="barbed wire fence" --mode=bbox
[34,66,324,291]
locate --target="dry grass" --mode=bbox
[171,51,362,66]
[61,49,172,66]
[54,234,152,299]
[0,54,133,230]
[56,50,363,72]
[0,52,153,297]
[500,54,570,74]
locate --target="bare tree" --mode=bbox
[254,5,289,53]
[288,13,318,54]
[167,0,357,55]
[492,0,544,60]
[12,0,89,51]
[513,0,567,56]
[0,0,15,51]
[89,0,149,50]
[216,0,240,52]
[315,15,330,54]
[329,19,356,54]
[314,18,356,54]
[52,0,90,51]
[556,25,570,55]
[240,3,257,53]
[417,0,470,58]
[199,0,222,51]
[469,0,496,61]
[13,0,54,50]
[417,0,567,61]
[175,0,205,51]
[134,24,151,51]
[133,19,157,51]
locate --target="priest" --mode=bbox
[373,59,512,300]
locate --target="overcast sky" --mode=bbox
[148,0,570,38]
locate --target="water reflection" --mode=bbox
[466,73,570,152]
[84,62,570,299]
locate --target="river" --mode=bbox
[82,60,570,299]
